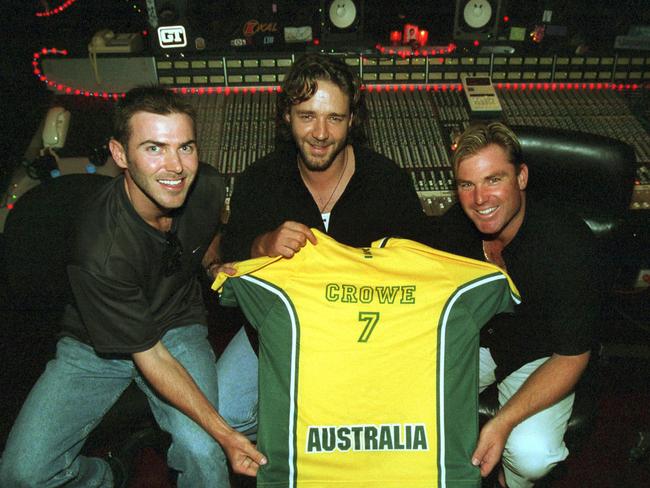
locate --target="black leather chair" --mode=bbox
[478,126,637,485]
[0,173,169,476]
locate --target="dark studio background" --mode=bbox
[0,2,649,487]
[3,0,650,192]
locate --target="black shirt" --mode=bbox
[221,143,428,262]
[61,163,225,355]
[427,197,599,380]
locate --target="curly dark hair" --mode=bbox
[112,85,196,148]
[275,53,367,144]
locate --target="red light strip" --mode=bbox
[33,48,125,99]
[375,43,457,57]
[174,86,282,95]
[33,48,644,97]
[32,47,284,97]
[494,82,640,91]
[363,84,464,92]
[35,0,79,17]
[363,82,642,92]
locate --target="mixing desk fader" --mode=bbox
[187,85,650,216]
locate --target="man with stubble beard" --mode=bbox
[210,53,428,440]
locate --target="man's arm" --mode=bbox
[471,350,590,477]
[132,341,267,476]
[202,233,238,279]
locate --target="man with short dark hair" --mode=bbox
[429,122,598,488]
[0,86,265,487]
[214,53,427,438]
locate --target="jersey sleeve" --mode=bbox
[453,271,520,328]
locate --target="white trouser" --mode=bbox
[479,348,574,488]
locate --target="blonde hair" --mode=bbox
[452,122,523,174]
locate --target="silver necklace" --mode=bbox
[302,147,349,213]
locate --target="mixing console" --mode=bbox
[191,86,650,215]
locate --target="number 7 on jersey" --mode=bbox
[357,311,380,343]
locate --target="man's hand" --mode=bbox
[471,415,512,477]
[221,429,267,477]
[251,221,317,258]
[133,342,267,477]
[206,261,237,280]
[471,351,590,478]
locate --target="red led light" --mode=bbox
[35,1,79,17]
[417,29,429,47]
[503,16,510,23]
[35,46,644,99]
[7,203,14,210]
[33,47,127,98]
[473,40,480,47]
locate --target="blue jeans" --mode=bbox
[0,324,230,487]
[216,327,258,440]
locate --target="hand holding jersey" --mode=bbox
[251,221,317,258]
[213,230,520,488]
[435,122,596,488]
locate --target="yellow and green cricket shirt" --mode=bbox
[213,229,520,488]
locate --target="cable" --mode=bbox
[88,43,102,84]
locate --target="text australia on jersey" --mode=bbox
[306,423,429,453]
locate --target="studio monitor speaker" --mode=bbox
[320,0,364,44]
[453,0,504,41]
